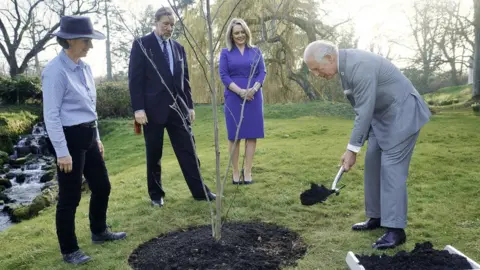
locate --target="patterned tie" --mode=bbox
[162,40,171,74]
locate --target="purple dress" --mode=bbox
[219,46,267,140]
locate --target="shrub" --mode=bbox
[439,99,454,106]
[0,75,42,105]
[0,105,42,153]
[96,81,132,119]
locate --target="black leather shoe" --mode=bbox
[352,218,381,231]
[151,198,164,207]
[92,229,127,244]
[62,250,91,265]
[372,229,406,249]
[194,192,216,201]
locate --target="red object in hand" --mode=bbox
[134,120,142,135]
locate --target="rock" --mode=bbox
[29,195,50,215]
[41,181,56,191]
[25,163,39,170]
[0,186,4,192]
[0,200,4,205]
[0,151,8,166]
[3,164,11,173]
[14,146,32,158]
[0,178,12,188]
[5,172,15,179]
[11,206,30,222]
[5,183,58,222]
[9,153,33,166]
[41,164,55,171]
[40,169,56,183]
[0,192,11,203]
[15,173,26,184]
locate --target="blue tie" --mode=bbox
[162,40,171,74]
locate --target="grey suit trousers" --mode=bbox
[363,128,420,229]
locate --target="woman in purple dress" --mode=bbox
[219,18,267,185]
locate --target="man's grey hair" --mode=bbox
[303,40,338,63]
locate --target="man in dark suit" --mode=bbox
[128,6,215,207]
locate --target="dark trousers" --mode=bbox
[143,108,208,200]
[50,124,111,254]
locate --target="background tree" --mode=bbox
[0,0,101,78]
[473,0,480,99]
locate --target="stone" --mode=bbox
[11,206,30,222]
[0,151,8,166]
[9,153,33,166]
[29,195,50,216]
[40,169,56,183]
[41,164,55,171]
[0,192,11,203]
[15,173,26,184]
[0,178,12,188]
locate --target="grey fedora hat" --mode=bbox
[52,16,105,40]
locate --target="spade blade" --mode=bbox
[300,183,335,206]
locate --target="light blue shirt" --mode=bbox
[41,49,100,158]
[154,31,173,75]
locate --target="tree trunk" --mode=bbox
[105,1,113,81]
[473,0,480,99]
[205,0,222,240]
[449,64,460,86]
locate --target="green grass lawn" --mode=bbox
[1,102,479,269]
[423,84,472,109]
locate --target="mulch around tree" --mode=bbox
[355,241,473,270]
[128,221,307,270]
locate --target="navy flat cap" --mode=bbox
[52,16,105,40]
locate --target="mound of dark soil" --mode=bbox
[128,221,307,270]
[356,242,472,270]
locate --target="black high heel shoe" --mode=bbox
[242,169,254,185]
[232,172,242,185]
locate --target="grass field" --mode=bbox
[0,102,479,270]
[423,84,472,109]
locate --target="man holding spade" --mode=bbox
[302,40,431,249]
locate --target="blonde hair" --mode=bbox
[225,18,253,51]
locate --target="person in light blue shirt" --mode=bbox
[42,15,126,265]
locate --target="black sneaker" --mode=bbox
[92,229,127,244]
[62,250,91,265]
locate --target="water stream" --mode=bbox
[0,122,55,231]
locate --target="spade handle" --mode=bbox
[331,166,345,190]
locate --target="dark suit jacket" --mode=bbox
[128,32,193,125]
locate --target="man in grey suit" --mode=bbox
[303,40,431,249]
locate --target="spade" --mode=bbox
[300,166,346,205]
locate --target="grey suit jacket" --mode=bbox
[338,49,431,151]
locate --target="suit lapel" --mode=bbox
[170,40,179,69]
[147,32,171,78]
[338,49,355,106]
[170,40,185,90]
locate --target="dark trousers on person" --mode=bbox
[143,108,208,200]
[49,123,111,254]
